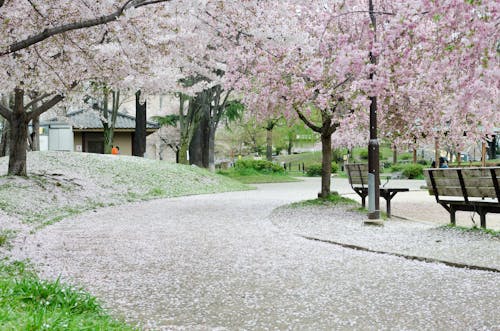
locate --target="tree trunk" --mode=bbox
[189,117,204,167]
[392,146,397,164]
[8,89,29,176]
[30,116,40,151]
[413,148,417,164]
[133,90,147,157]
[319,132,332,198]
[178,142,189,165]
[488,135,497,160]
[208,125,216,172]
[0,118,9,157]
[287,131,293,155]
[266,128,273,161]
[434,138,440,168]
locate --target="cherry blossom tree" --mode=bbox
[0,1,196,175]
[211,0,499,197]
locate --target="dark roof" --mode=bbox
[56,109,160,130]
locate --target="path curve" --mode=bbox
[13,179,500,330]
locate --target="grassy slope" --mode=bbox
[0,152,250,330]
[0,260,135,330]
[0,151,249,226]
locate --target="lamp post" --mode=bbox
[367,0,380,220]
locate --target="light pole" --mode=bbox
[367,0,381,220]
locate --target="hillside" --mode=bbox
[0,152,249,228]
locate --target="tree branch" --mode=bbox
[295,107,322,133]
[24,93,52,110]
[1,0,171,56]
[0,103,11,120]
[28,94,65,120]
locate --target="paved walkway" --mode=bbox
[331,177,500,230]
[12,178,500,330]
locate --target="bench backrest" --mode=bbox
[345,163,381,188]
[424,167,500,202]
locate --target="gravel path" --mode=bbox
[12,179,500,330]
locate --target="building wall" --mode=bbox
[74,133,82,152]
[73,131,133,155]
[113,133,132,155]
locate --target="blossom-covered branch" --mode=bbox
[1,0,171,57]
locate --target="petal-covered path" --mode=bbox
[14,179,500,330]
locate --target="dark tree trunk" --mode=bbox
[266,128,273,161]
[133,90,147,157]
[201,114,210,168]
[8,89,29,176]
[392,146,397,164]
[488,135,497,160]
[287,132,293,155]
[0,119,9,157]
[189,115,205,167]
[30,116,40,151]
[207,125,215,172]
[319,131,332,198]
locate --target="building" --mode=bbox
[42,109,160,155]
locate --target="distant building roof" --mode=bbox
[48,109,160,131]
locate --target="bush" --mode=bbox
[383,161,392,169]
[306,162,338,177]
[332,149,345,162]
[400,154,412,160]
[417,159,429,166]
[331,162,339,174]
[358,149,369,160]
[390,164,404,172]
[234,159,284,174]
[306,164,322,177]
[402,164,424,179]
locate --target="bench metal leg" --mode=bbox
[450,207,456,225]
[479,210,486,228]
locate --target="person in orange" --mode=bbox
[111,146,119,155]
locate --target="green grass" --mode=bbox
[0,151,250,227]
[0,230,16,248]
[289,193,358,208]
[276,151,322,169]
[217,168,300,184]
[0,259,135,330]
[440,224,500,237]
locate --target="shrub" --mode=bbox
[417,159,429,166]
[306,164,322,177]
[400,154,412,160]
[383,161,392,169]
[234,159,284,174]
[306,162,338,177]
[402,164,424,179]
[332,149,345,162]
[331,162,339,174]
[390,164,404,172]
[358,149,369,160]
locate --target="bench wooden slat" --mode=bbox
[428,187,497,197]
[424,167,500,228]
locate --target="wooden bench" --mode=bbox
[424,167,500,228]
[345,163,409,218]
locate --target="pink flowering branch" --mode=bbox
[1,0,171,57]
